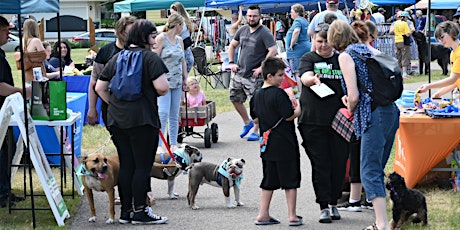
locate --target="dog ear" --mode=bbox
[82,156,88,163]
[227,157,233,162]
[185,145,191,152]
[241,159,245,164]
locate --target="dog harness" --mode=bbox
[217,160,244,189]
[173,149,189,170]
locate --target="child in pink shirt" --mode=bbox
[186,77,206,107]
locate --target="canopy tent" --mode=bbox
[0,0,59,14]
[114,0,206,12]
[206,0,355,13]
[0,0,60,227]
[371,0,416,6]
[405,0,458,10]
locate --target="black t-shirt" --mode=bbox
[250,86,299,161]
[94,41,122,65]
[0,49,14,107]
[99,47,169,129]
[298,51,345,126]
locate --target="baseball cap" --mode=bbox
[327,0,338,4]
[378,8,385,13]
[401,11,410,18]
[453,6,460,18]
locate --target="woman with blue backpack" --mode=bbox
[95,19,170,225]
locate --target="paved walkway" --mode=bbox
[67,82,429,229]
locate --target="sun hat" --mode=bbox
[453,6,460,18]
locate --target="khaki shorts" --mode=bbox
[395,42,411,68]
[229,72,263,103]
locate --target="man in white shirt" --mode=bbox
[307,0,348,37]
[372,8,386,25]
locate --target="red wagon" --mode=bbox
[177,101,218,148]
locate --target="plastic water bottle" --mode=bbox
[453,88,460,108]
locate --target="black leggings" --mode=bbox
[111,125,158,211]
[349,140,361,183]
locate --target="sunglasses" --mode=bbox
[315,24,329,32]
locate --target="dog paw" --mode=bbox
[88,216,97,222]
[106,218,114,224]
[236,201,244,206]
[191,205,200,210]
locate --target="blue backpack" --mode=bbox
[109,50,143,101]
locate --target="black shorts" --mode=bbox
[260,158,301,190]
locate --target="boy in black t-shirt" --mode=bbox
[250,57,302,226]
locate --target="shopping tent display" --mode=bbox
[431,0,459,9]
[0,0,73,228]
[114,0,206,12]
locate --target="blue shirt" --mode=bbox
[285,17,311,59]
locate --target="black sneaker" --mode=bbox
[132,206,168,225]
[330,206,341,220]
[361,200,374,210]
[0,193,25,208]
[119,209,133,224]
[336,201,362,212]
[319,209,332,223]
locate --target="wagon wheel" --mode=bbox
[211,123,218,143]
[204,128,212,148]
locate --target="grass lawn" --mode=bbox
[2,48,460,229]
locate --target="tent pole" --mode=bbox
[428,0,431,98]
[194,6,207,48]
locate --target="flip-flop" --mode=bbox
[289,216,303,226]
[254,217,280,225]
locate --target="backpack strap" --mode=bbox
[347,50,372,96]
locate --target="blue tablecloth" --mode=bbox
[13,92,86,164]
[62,75,104,126]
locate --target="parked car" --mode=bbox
[71,29,116,46]
[1,34,20,52]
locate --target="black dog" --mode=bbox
[386,172,428,229]
[412,31,450,75]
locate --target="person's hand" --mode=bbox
[311,73,321,86]
[86,108,98,126]
[418,84,430,93]
[252,66,262,78]
[229,63,239,72]
[341,95,348,107]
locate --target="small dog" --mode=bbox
[412,31,450,75]
[187,157,245,210]
[386,172,428,229]
[151,144,203,199]
[81,153,119,224]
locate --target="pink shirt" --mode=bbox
[187,91,206,107]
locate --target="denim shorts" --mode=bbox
[360,104,399,201]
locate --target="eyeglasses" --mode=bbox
[315,24,329,33]
[370,33,376,40]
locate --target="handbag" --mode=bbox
[331,108,356,142]
[260,118,284,153]
[402,35,411,46]
[31,81,67,120]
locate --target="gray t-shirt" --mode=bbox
[233,25,276,78]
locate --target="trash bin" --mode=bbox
[213,71,231,89]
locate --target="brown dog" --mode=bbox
[81,153,119,224]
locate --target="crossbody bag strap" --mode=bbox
[270,117,284,130]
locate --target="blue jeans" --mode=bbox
[158,87,182,146]
[289,58,301,74]
[360,104,399,201]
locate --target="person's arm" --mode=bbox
[433,84,457,98]
[152,34,164,55]
[286,103,300,121]
[95,80,110,104]
[0,83,22,96]
[289,28,301,50]
[338,53,359,114]
[300,71,321,87]
[252,45,278,77]
[419,72,460,93]
[200,91,207,105]
[28,38,45,52]
[228,38,240,72]
[153,73,169,96]
[229,5,244,36]
[86,62,104,125]
[45,71,60,79]
[180,37,188,90]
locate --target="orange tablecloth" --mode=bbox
[394,114,460,188]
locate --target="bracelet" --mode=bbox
[229,61,234,64]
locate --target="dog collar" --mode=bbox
[76,163,92,177]
[174,149,189,167]
[217,160,244,189]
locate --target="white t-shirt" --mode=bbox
[372,12,385,25]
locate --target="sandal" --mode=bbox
[362,223,378,230]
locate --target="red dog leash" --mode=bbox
[158,129,176,162]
